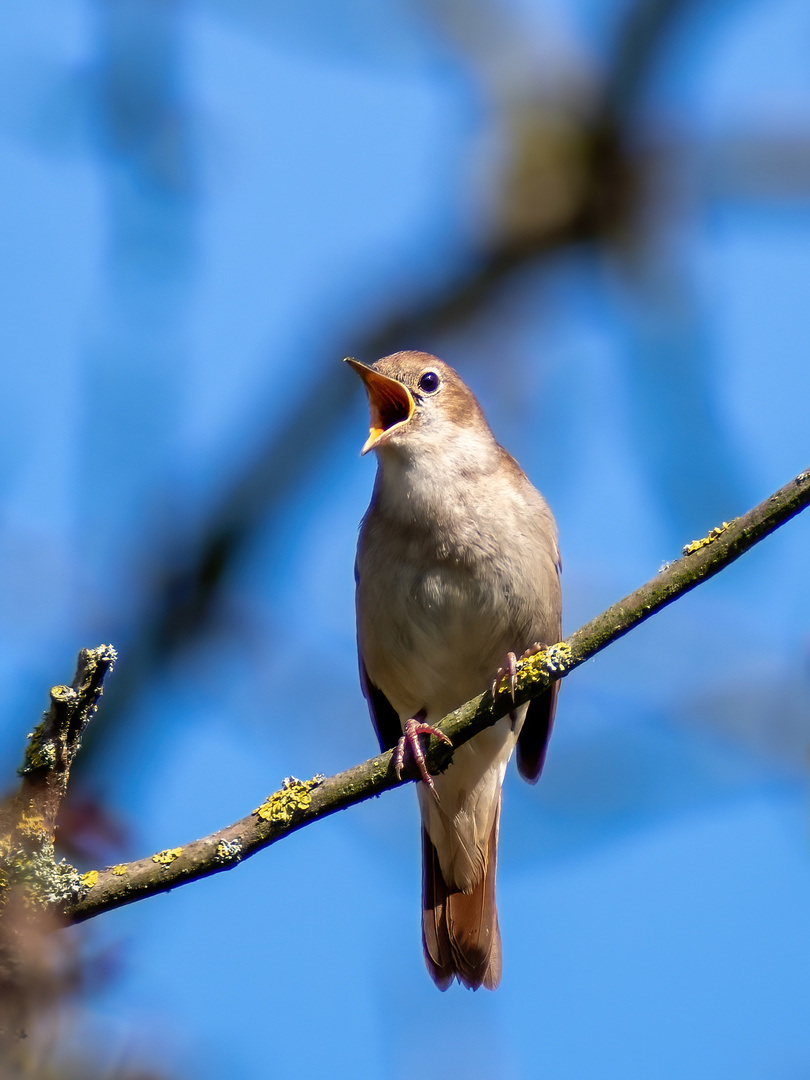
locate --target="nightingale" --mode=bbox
[348,351,561,991]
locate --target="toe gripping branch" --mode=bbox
[492,643,547,728]
[393,711,453,794]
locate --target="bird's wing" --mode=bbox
[516,542,562,783]
[516,682,559,783]
[358,652,402,752]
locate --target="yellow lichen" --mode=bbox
[493,642,574,697]
[215,839,242,863]
[81,870,99,888]
[111,864,127,876]
[516,642,573,686]
[542,642,573,673]
[253,776,323,824]
[152,847,183,865]
[18,811,48,839]
[683,520,734,556]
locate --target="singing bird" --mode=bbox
[348,351,561,990]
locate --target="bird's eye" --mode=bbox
[418,370,440,394]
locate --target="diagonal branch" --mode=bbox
[59,465,810,924]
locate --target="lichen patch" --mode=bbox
[253,775,324,825]
[152,847,183,865]
[683,520,735,556]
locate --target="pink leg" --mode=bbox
[393,710,453,793]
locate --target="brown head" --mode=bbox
[345,351,494,461]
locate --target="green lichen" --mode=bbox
[2,840,83,911]
[19,719,57,775]
[253,775,324,824]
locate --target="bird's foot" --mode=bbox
[393,711,453,795]
[492,643,548,728]
[492,652,518,703]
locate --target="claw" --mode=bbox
[491,652,518,702]
[491,643,549,727]
[393,712,453,795]
[521,642,547,661]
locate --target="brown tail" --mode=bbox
[421,797,502,991]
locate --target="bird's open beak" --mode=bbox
[344,357,415,454]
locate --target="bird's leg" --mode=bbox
[492,643,548,729]
[393,709,453,794]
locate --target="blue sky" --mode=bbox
[2,1,810,1077]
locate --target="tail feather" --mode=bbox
[421,797,502,991]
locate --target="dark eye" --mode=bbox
[418,370,440,394]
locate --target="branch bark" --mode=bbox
[0,647,117,914]
[6,467,809,926]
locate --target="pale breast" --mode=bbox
[357,489,558,723]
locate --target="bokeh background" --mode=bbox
[2,0,810,1076]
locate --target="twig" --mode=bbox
[0,647,117,917]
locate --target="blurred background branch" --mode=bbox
[71,0,718,759]
[71,0,810,773]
